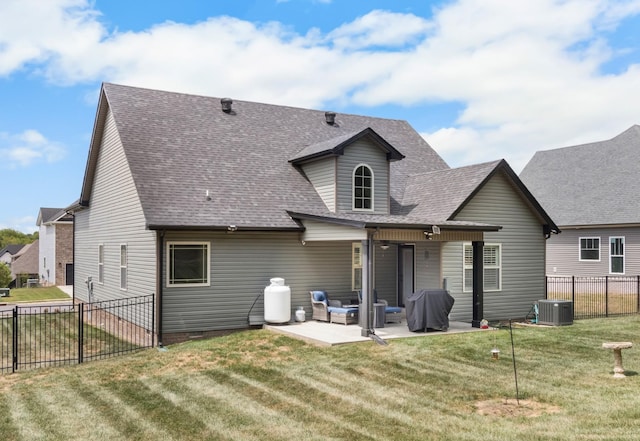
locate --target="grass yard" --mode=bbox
[2,287,70,303]
[1,317,640,440]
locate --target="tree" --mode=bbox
[0,228,38,250]
[0,262,10,288]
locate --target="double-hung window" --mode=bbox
[353,165,373,211]
[352,242,362,291]
[167,241,210,286]
[463,243,502,292]
[579,237,600,261]
[120,244,127,290]
[610,237,625,274]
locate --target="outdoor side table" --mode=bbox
[602,342,633,378]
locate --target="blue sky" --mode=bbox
[1,0,640,233]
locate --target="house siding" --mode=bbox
[415,242,443,292]
[336,141,389,214]
[55,223,73,285]
[374,245,397,304]
[74,108,157,308]
[443,171,547,321]
[301,158,336,212]
[161,231,358,335]
[301,219,367,241]
[547,227,640,276]
[39,224,56,285]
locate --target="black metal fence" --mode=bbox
[0,295,155,374]
[546,276,640,319]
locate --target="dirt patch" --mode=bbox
[476,398,561,418]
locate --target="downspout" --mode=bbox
[157,230,164,347]
[65,210,76,307]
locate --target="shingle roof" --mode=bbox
[11,240,39,275]
[37,207,72,225]
[0,244,25,258]
[289,128,405,164]
[520,125,640,226]
[401,160,503,220]
[84,83,449,229]
[80,83,554,232]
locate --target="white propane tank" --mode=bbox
[264,277,291,324]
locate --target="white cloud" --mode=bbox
[0,130,67,168]
[1,0,640,170]
[0,216,38,234]
[326,10,432,50]
[0,0,103,76]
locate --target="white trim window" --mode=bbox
[352,242,362,291]
[98,244,104,284]
[579,237,600,261]
[463,243,502,292]
[353,164,374,211]
[167,241,210,287]
[120,244,127,290]
[610,237,625,274]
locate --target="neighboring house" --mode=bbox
[70,83,557,344]
[0,244,25,269]
[37,207,74,286]
[0,244,25,286]
[11,240,39,287]
[521,125,640,277]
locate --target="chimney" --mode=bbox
[221,98,233,113]
[325,111,336,125]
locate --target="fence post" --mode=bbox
[637,275,640,313]
[571,276,575,304]
[78,303,84,364]
[605,276,609,318]
[12,307,17,373]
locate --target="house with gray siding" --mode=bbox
[521,125,640,277]
[37,207,74,286]
[70,83,558,344]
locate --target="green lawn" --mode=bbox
[1,317,639,440]
[2,286,70,303]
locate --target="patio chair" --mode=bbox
[310,291,358,325]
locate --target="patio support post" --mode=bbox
[360,236,372,337]
[472,240,484,328]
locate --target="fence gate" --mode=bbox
[1,295,154,374]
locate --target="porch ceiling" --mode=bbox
[373,229,483,242]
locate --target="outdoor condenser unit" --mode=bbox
[537,299,573,326]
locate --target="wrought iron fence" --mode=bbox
[546,276,640,319]
[0,295,154,374]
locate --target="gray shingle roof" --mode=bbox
[289,128,405,164]
[401,160,503,220]
[38,207,72,225]
[86,83,449,229]
[520,125,640,226]
[0,244,25,258]
[80,83,554,232]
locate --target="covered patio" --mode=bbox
[264,319,488,347]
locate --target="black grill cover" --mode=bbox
[406,289,455,332]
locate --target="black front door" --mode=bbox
[65,263,74,286]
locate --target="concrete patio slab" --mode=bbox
[264,319,486,346]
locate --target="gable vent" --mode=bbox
[221,98,233,113]
[325,111,336,125]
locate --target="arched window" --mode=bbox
[353,165,373,210]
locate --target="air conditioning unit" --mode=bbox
[538,299,573,326]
